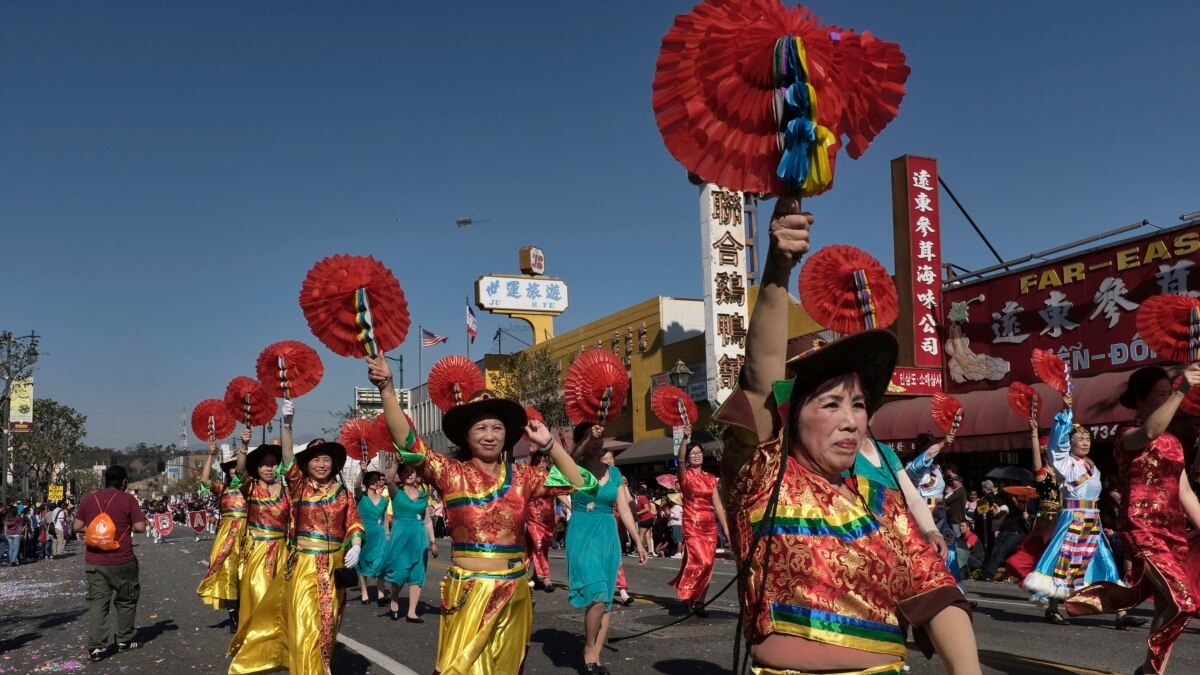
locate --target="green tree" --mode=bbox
[14,398,87,497]
[70,468,101,500]
[322,406,378,437]
[491,348,572,441]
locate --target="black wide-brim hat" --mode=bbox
[295,441,348,477]
[442,391,528,454]
[782,329,898,415]
[219,459,239,474]
[245,444,283,477]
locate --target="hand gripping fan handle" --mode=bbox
[772,191,804,219]
[354,287,378,358]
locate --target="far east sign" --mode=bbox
[941,223,1200,393]
[476,274,569,313]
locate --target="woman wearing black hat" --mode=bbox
[712,208,979,675]
[367,353,592,675]
[196,434,248,631]
[354,456,393,608]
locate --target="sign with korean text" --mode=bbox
[941,223,1200,393]
[699,184,748,407]
[475,274,569,313]
[8,377,33,432]
[888,367,944,397]
[891,156,943,369]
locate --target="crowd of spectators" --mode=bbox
[3,498,74,565]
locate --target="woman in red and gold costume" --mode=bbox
[368,353,593,675]
[669,429,729,616]
[1067,365,1200,674]
[525,450,558,592]
[713,207,979,675]
[196,437,248,631]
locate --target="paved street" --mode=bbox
[3,532,1199,674]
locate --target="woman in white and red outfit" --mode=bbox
[669,428,729,616]
[525,450,558,592]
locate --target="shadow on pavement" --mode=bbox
[331,643,374,674]
[138,618,179,644]
[652,658,732,674]
[979,649,1117,674]
[36,608,87,630]
[0,632,40,652]
[531,627,584,669]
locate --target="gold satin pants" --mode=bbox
[436,563,532,675]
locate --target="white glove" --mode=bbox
[282,399,295,424]
[343,543,360,568]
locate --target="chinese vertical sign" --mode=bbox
[891,155,943,372]
[699,184,748,407]
[9,377,33,432]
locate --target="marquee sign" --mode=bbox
[475,274,569,314]
[699,184,748,407]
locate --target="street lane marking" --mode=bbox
[338,633,419,675]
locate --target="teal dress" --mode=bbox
[382,485,429,587]
[356,492,391,578]
[566,465,622,611]
[848,440,905,490]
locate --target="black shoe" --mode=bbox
[583,664,610,675]
[405,616,424,624]
[1044,610,1069,625]
[544,583,556,593]
[117,641,141,652]
[619,595,635,607]
[1117,614,1147,631]
[377,594,390,608]
[88,648,105,662]
[691,605,709,618]
[228,609,239,634]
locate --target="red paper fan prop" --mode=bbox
[931,392,963,436]
[256,340,324,399]
[522,406,545,443]
[428,355,486,413]
[299,254,411,358]
[340,417,391,461]
[1137,294,1200,364]
[1031,349,1071,394]
[565,348,630,424]
[1006,382,1041,420]
[191,399,236,442]
[223,377,278,427]
[653,0,909,197]
[798,245,899,333]
[651,385,699,428]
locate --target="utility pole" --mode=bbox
[1,331,40,507]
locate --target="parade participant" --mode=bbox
[230,436,364,674]
[354,456,393,607]
[525,450,558,592]
[1067,365,1200,674]
[196,439,248,632]
[1002,424,1061,599]
[905,433,959,576]
[854,435,948,559]
[368,353,593,675]
[669,430,728,616]
[713,207,979,675]
[601,449,635,606]
[567,423,648,673]
[381,457,437,621]
[1023,395,1127,625]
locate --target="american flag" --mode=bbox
[466,304,478,343]
[421,328,448,348]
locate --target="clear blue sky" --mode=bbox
[3,2,1198,449]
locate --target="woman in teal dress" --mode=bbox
[382,462,438,621]
[355,459,393,606]
[566,423,647,674]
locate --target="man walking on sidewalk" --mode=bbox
[73,466,148,663]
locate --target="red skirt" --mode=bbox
[669,514,716,602]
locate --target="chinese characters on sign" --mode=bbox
[700,184,748,407]
[906,158,942,369]
[475,274,569,313]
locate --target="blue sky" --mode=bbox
[3,1,1198,448]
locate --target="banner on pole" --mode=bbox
[9,377,33,432]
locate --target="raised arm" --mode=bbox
[233,428,251,477]
[1029,417,1043,474]
[1123,363,1200,450]
[898,469,948,558]
[280,399,295,463]
[675,425,692,485]
[200,441,217,488]
[527,420,585,488]
[905,440,946,483]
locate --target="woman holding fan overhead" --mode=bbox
[353,455,392,607]
[1066,294,1200,674]
[193,401,245,631]
[525,448,558,592]
[669,432,728,616]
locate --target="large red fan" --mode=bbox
[653,0,909,196]
[522,405,545,443]
[428,355,486,413]
[223,377,278,427]
[299,254,411,358]
[256,340,325,399]
[651,385,699,427]
[1031,349,1071,394]
[340,417,392,461]
[1137,294,1200,364]
[1007,382,1042,419]
[931,392,963,435]
[191,399,236,442]
[566,348,630,424]
[798,245,899,333]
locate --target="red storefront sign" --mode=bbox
[891,156,943,371]
[941,223,1200,393]
[888,367,944,397]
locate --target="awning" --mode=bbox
[869,370,1146,453]
[615,430,718,466]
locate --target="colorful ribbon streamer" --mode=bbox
[852,268,879,330]
[277,355,292,399]
[597,386,613,423]
[773,35,834,195]
[354,287,379,358]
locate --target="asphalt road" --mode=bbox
[3,532,1199,674]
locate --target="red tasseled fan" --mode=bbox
[340,417,391,461]
[651,385,699,427]
[653,0,909,195]
[1006,382,1042,419]
[191,399,236,442]
[299,254,411,358]
[931,392,963,435]
[1137,294,1200,364]
[428,355,486,413]
[565,348,630,424]
[1031,349,1071,394]
[798,245,899,333]
[256,340,325,399]
[223,376,278,427]
[522,406,545,442]
[1172,376,1200,417]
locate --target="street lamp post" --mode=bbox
[384,355,404,389]
[668,359,694,390]
[1,331,40,508]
